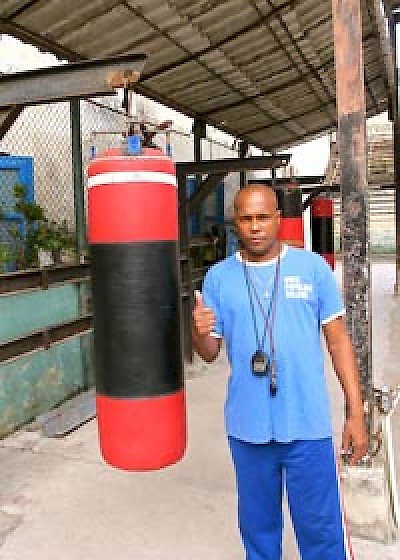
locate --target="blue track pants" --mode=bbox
[228,437,353,560]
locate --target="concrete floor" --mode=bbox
[0,259,399,559]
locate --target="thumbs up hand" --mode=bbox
[192,290,216,337]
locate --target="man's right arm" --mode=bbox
[192,290,221,362]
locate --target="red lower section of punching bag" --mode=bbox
[96,390,186,471]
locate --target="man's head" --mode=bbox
[233,184,281,261]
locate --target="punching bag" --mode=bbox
[311,197,335,269]
[276,186,304,248]
[87,146,186,471]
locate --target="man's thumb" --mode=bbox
[194,290,204,308]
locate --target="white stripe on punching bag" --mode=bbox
[88,171,177,188]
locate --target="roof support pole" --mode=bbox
[70,99,86,259]
[332,0,372,437]
[239,141,249,188]
[177,171,193,362]
[193,119,206,234]
[70,98,91,388]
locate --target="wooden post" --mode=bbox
[393,28,400,296]
[332,0,372,435]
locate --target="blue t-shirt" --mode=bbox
[202,245,345,444]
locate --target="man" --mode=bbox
[192,184,368,560]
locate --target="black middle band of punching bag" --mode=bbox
[91,241,183,398]
[311,218,334,253]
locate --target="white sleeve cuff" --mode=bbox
[321,309,346,325]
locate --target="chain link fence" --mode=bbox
[0,95,244,271]
[0,94,395,273]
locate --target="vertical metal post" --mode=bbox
[178,171,193,362]
[70,99,86,258]
[193,119,206,234]
[239,141,248,188]
[178,172,189,252]
[332,0,372,435]
[70,98,90,388]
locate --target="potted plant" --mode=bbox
[0,183,76,270]
[0,242,13,273]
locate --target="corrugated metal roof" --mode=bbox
[0,0,395,151]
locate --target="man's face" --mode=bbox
[234,187,281,261]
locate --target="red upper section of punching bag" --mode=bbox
[87,148,178,243]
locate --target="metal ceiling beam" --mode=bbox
[138,0,294,82]
[0,22,206,126]
[240,101,335,136]
[0,54,146,108]
[200,61,333,118]
[0,18,82,62]
[267,98,380,151]
[0,3,390,154]
[0,106,24,139]
[238,71,384,137]
[6,0,42,19]
[255,0,336,122]
[122,0,300,141]
[200,30,379,118]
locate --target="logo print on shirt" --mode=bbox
[284,276,313,299]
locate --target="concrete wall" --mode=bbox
[0,284,92,437]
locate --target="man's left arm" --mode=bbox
[323,317,368,465]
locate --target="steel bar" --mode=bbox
[0,315,93,364]
[251,175,325,186]
[0,106,24,140]
[0,54,146,108]
[0,255,200,364]
[176,155,289,176]
[332,0,372,435]
[0,263,91,295]
[188,173,226,213]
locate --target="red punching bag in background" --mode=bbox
[87,146,186,471]
[276,186,304,248]
[311,197,335,269]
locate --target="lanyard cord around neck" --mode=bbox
[242,255,280,355]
